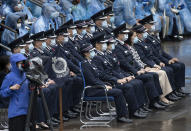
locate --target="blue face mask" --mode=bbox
[150,25,155,32]
[72,29,77,36]
[20,49,25,54]
[111,44,115,50]
[123,34,129,41]
[102,43,107,51]
[90,26,95,34]
[143,32,148,39]
[90,50,96,59]
[81,29,87,36]
[29,44,34,52]
[64,37,69,42]
[110,17,114,24]
[133,36,139,44]
[50,39,56,46]
[102,20,108,28]
[41,42,47,50]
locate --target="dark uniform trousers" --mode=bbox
[86,88,128,118]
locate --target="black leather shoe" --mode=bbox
[51,117,60,123]
[153,102,166,110]
[47,121,59,127]
[117,117,133,123]
[167,94,179,101]
[139,108,149,113]
[71,108,81,113]
[171,93,182,100]
[133,110,147,118]
[143,106,153,112]
[68,110,78,116]
[62,116,70,122]
[175,91,186,97]
[158,100,169,106]
[64,111,78,119]
[178,88,190,95]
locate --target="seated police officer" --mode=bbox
[80,43,133,123]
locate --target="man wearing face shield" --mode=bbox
[31,3,60,34]
[80,43,133,123]
[133,25,184,102]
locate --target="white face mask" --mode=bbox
[72,29,77,36]
[90,26,95,33]
[17,23,22,29]
[102,20,108,28]
[29,44,34,52]
[150,25,155,32]
[17,4,22,8]
[123,34,129,41]
[102,43,107,51]
[25,20,29,25]
[20,49,25,54]
[41,42,47,50]
[81,29,87,36]
[50,39,56,46]
[90,50,96,59]
[64,37,69,42]
[111,44,115,50]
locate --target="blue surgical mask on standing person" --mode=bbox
[133,36,139,44]
[90,50,96,59]
[41,42,47,50]
[102,43,107,51]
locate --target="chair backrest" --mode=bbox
[79,62,86,89]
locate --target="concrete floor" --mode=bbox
[45,37,191,131]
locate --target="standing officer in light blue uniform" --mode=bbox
[31,3,60,34]
[113,0,138,27]
[21,0,34,21]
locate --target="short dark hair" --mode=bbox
[0,55,10,72]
